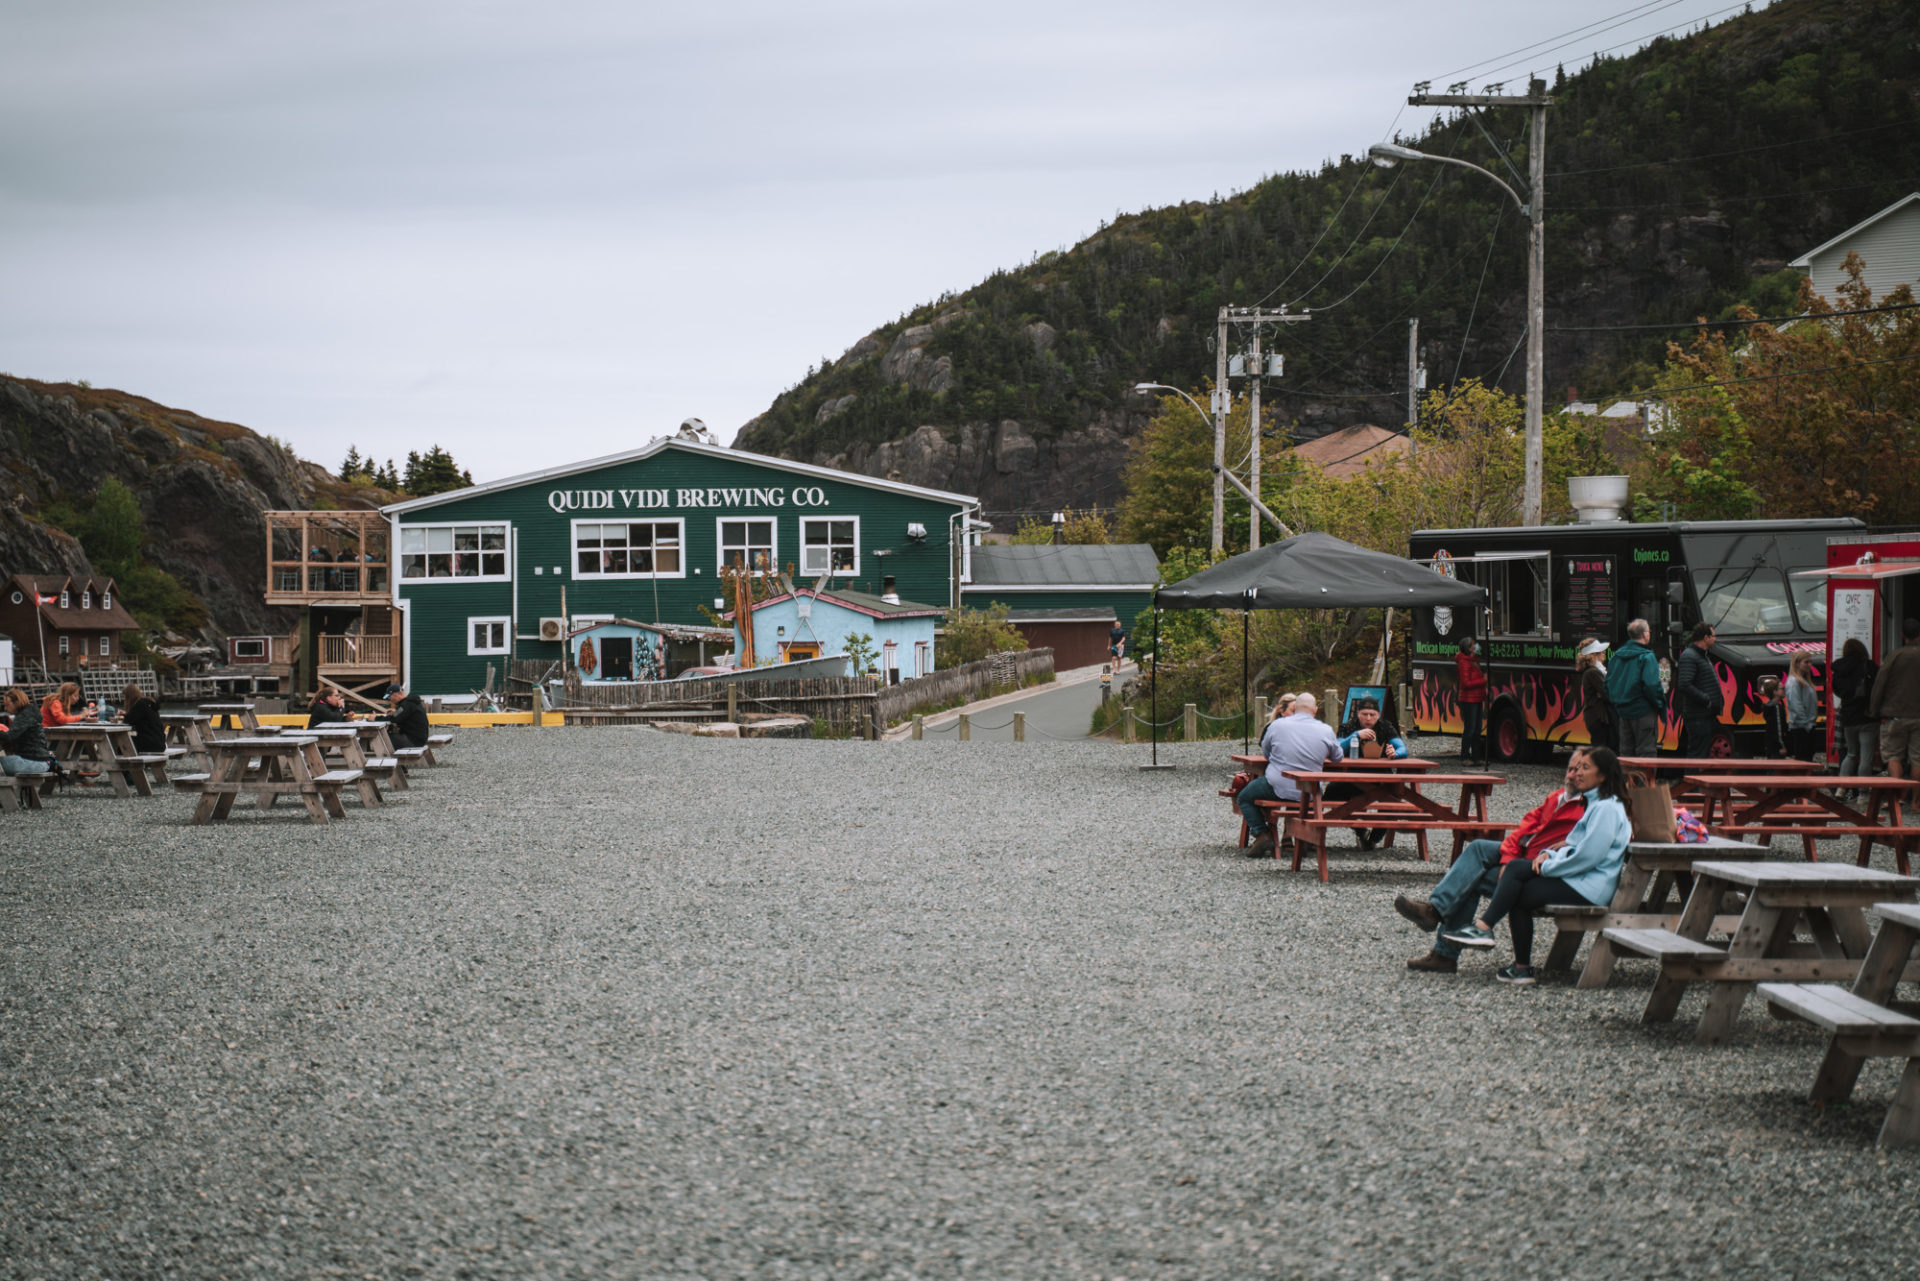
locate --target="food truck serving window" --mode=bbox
[1414,551,1550,638]
[1787,568,1827,631]
[1693,567,1794,634]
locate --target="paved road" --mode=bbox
[917,672,1117,741]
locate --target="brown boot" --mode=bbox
[1244,832,1277,859]
[1406,950,1458,973]
[1393,894,1442,932]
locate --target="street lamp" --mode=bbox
[1134,381,1224,553]
[1367,132,1547,526]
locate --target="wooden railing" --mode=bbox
[318,634,397,668]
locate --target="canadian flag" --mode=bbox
[37,594,57,606]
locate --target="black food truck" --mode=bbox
[1406,518,1861,761]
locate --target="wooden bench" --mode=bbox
[422,733,454,765]
[1,772,57,812]
[1242,796,1301,853]
[1759,901,1920,1148]
[121,753,172,786]
[1599,926,1729,964]
[314,767,375,808]
[1282,816,1515,881]
[394,747,429,768]
[1542,903,1747,974]
[170,773,211,793]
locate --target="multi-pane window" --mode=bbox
[468,617,510,655]
[99,636,111,656]
[800,517,858,576]
[101,591,110,609]
[81,591,92,609]
[59,591,69,609]
[719,519,776,574]
[58,636,69,657]
[399,525,508,581]
[574,521,683,577]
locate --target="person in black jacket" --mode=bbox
[384,684,431,749]
[1675,622,1722,757]
[116,682,167,756]
[1,687,56,776]
[1830,636,1879,789]
[307,687,353,729]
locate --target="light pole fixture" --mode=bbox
[1133,382,1225,554]
[1371,75,1551,526]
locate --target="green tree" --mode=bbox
[1010,508,1113,544]
[81,476,144,579]
[340,445,368,480]
[844,632,877,673]
[402,445,473,497]
[936,603,1027,667]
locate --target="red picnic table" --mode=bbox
[1224,755,1439,849]
[1618,756,1824,809]
[1685,774,1920,873]
[1261,768,1510,883]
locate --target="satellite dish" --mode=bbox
[676,416,713,444]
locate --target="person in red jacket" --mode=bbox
[1393,747,1594,972]
[1455,637,1488,766]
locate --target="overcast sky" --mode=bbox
[0,0,1761,483]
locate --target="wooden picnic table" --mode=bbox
[159,711,215,769]
[191,735,358,826]
[300,722,406,802]
[1619,755,1825,808]
[1605,859,1920,1044]
[1223,756,1440,849]
[1545,834,1759,984]
[1760,901,1920,1148]
[1685,774,1920,872]
[1267,769,1510,883]
[44,724,156,797]
[199,703,261,733]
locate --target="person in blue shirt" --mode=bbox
[1237,693,1343,859]
[1441,746,1632,984]
[1332,697,1407,849]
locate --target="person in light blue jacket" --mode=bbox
[1442,746,1632,984]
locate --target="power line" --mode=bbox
[1300,153,1455,313]
[1280,163,1410,309]
[1547,121,1907,179]
[1451,202,1510,387]
[1426,0,1679,84]
[1602,350,1920,402]
[1254,159,1379,308]
[1478,0,1753,86]
[1551,301,1920,333]
[1557,178,1901,212]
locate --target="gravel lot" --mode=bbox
[3,730,1917,1279]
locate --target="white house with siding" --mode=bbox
[1790,192,1920,303]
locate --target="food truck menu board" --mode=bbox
[1565,557,1616,637]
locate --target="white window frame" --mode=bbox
[571,518,686,580]
[99,635,111,657]
[915,639,931,677]
[716,517,778,577]
[102,590,110,609]
[59,590,69,609]
[467,615,511,656]
[58,635,69,657]
[799,516,860,578]
[396,521,512,584]
[81,590,92,609]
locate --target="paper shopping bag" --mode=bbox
[1627,782,1678,843]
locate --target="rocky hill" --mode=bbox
[735,0,1920,523]
[0,376,391,643]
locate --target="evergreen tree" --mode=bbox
[404,445,472,498]
[82,477,144,579]
[340,445,366,480]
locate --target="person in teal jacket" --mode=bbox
[1442,747,1632,983]
[1605,620,1667,757]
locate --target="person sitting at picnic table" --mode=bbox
[1331,697,1406,850]
[2,687,58,778]
[384,684,431,749]
[40,682,96,726]
[1237,693,1342,860]
[307,686,356,729]
[1394,746,1600,973]
[115,682,166,756]
[1440,746,1631,984]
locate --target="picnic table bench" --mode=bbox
[159,711,216,769]
[1619,756,1824,809]
[1604,860,1920,1044]
[1686,774,1920,872]
[1224,753,1437,849]
[198,703,261,734]
[1266,769,1511,883]
[190,735,357,825]
[1760,901,1920,1148]
[1539,834,1758,980]
[44,724,158,798]
[0,772,58,812]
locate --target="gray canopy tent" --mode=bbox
[1142,531,1489,766]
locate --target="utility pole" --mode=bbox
[1221,305,1309,552]
[1212,310,1229,556]
[1407,77,1552,525]
[1406,317,1419,433]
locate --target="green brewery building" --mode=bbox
[379,434,981,698]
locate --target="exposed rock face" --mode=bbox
[0,375,383,641]
[815,394,858,425]
[811,416,1134,524]
[879,326,956,395]
[1024,321,1056,354]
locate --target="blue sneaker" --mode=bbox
[1496,964,1537,985]
[1441,924,1496,949]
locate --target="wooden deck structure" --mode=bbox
[262,511,402,699]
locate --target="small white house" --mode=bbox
[1791,192,1920,304]
[733,586,942,682]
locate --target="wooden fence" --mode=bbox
[509,649,1055,730]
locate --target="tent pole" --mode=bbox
[1141,598,1172,770]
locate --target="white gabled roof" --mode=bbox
[381,437,979,516]
[1789,192,1920,268]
